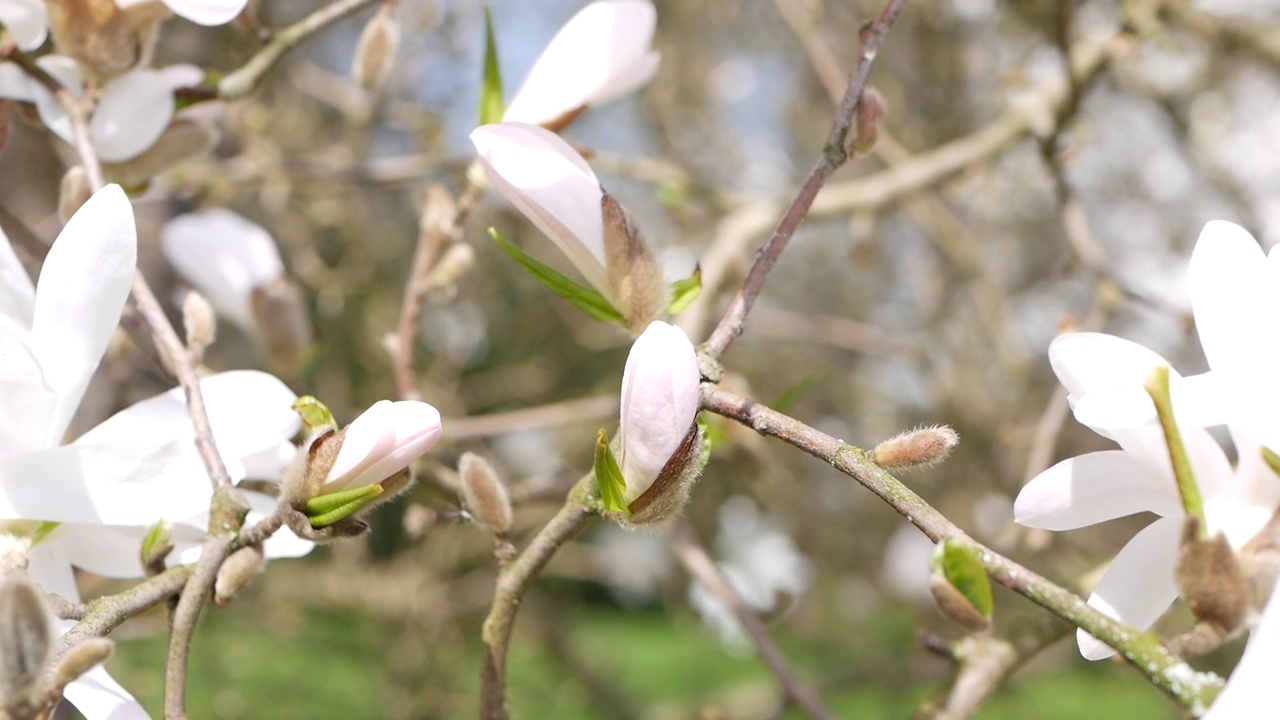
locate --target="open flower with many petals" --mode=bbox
[503,0,659,130]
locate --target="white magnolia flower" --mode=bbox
[503,0,660,127]
[0,56,194,162]
[116,0,248,26]
[1203,578,1280,719]
[160,209,286,331]
[317,400,443,495]
[0,0,47,50]
[688,496,813,650]
[618,321,699,503]
[471,122,609,294]
[1016,334,1276,659]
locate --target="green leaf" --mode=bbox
[594,429,630,516]
[479,6,504,125]
[936,538,994,620]
[666,266,702,315]
[293,396,338,433]
[490,228,625,324]
[140,521,172,563]
[306,484,384,518]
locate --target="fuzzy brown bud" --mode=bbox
[352,4,400,91]
[1175,517,1249,637]
[870,425,959,471]
[182,291,217,361]
[0,578,53,706]
[214,546,266,607]
[852,88,884,156]
[619,422,704,528]
[51,638,113,691]
[458,452,513,534]
[601,191,667,333]
[58,166,92,223]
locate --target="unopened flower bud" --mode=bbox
[51,638,113,691]
[214,546,266,607]
[458,452,513,534]
[352,3,400,91]
[58,166,91,223]
[927,573,991,632]
[182,291,217,360]
[928,539,993,631]
[852,88,884,156]
[140,520,174,575]
[0,578,52,705]
[870,425,959,471]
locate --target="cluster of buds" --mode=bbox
[595,321,704,526]
[281,399,442,541]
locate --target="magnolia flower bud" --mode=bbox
[214,546,266,607]
[458,452,513,535]
[1175,517,1249,644]
[51,638,113,691]
[614,321,702,526]
[281,400,442,540]
[0,578,52,710]
[181,290,217,360]
[471,122,665,331]
[852,88,884,156]
[352,3,400,91]
[503,0,660,131]
[870,425,959,471]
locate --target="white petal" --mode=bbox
[503,0,658,125]
[159,63,206,90]
[62,664,149,720]
[1014,450,1181,530]
[0,0,48,51]
[31,55,83,146]
[1204,578,1280,719]
[1048,332,1171,398]
[27,538,79,601]
[618,321,699,501]
[1077,516,1182,660]
[0,225,34,326]
[93,70,174,162]
[160,0,247,25]
[160,209,285,328]
[324,400,442,492]
[1190,221,1271,376]
[0,62,39,102]
[470,123,608,292]
[30,185,136,444]
[0,320,57,454]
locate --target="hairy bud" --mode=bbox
[1175,517,1249,642]
[0,578,53,710]
[51,638,113,691]
[352,3,400,91]
[619,421,705,527]
[852,88,885,156]
[182,291,217,361]
[458,453,513,534]
[601,192,667,332]
[214,546,266,607]
[871,425,959,471]
[58,166,91,223]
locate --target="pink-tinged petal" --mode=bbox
[324,400,442,492]
[0,226,34,326]
[62,665,149,720]
[30,185,136,444]
[156,0,248,25]
[160,209,285,329]
[1048,332,1171,398]
[1204,579,1280,719]
[470,122,608,292]
[75,370,300,483]
[1014,450,1181,530]
[0,0,48,51]
[503,0,658,126]
[618,321,699,501]
[1077,515,1181,660]
[93,70,174,162]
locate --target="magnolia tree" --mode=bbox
[0,0,1277,718]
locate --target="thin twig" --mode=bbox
[671,524,836,720]
[218,0,380,99]
[480,475,597,720]
[53,567,191,658]
[703,0,908,361]
[699,383,1222,712]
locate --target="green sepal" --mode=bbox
[490,228,625,324]
[666,266,702,315]
[31,522,58,546]
[305,484,384,528]
[293,396,338,434]
[936,538,994,621]
[140,521,170,562]
[1264,447,1280,477]
[594,429,630,516]
[478,6,504,125]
